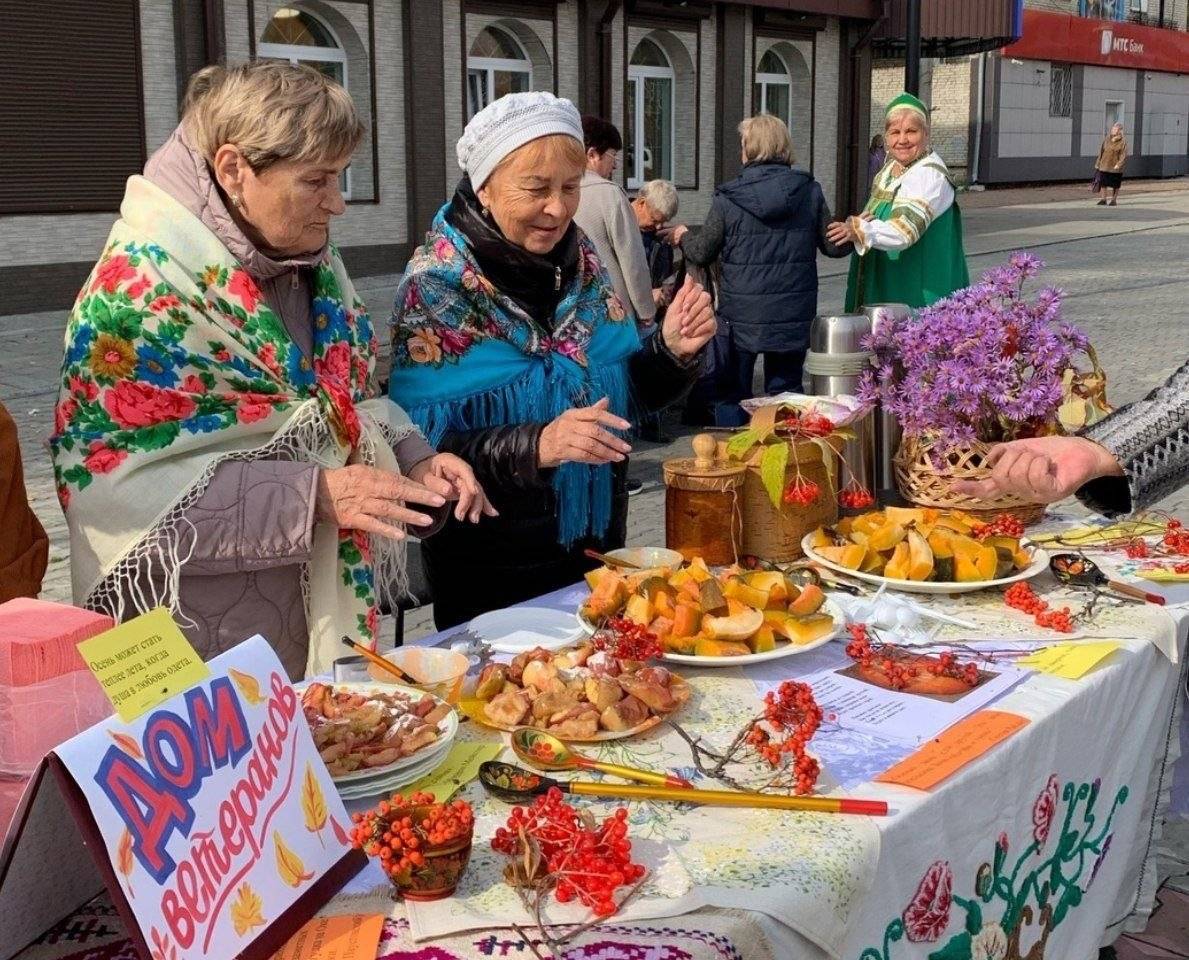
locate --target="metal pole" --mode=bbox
[904,0,922,96]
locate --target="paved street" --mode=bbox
[3,181,1188,640]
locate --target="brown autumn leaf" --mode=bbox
[272,831,313,888]
[228,668,266,706]
[301,763,327,845]
[116,828,135,898]
[229,882,265,937]
[108,730,144,760]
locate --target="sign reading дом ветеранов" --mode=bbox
[55,634,356,960]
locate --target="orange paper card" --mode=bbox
[271,914,384,960]
[875,710,1029,791]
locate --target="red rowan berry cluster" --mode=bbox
[844,623,980,688]
[491,788,644,917]
[745,680,822,795]
[781,411,835,438]
[592,618,662,663]
[783,476,820,506]
[1162,518,1189,556]
[1003,581,1074,633]
[351,792,474,880]
[972,514,1025,540]
[838,482,876,510]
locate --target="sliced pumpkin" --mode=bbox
[884,506,927,526]
[853,511,887,535]
[884,541,912,580]
[624,594,652,625]
[662,633,697,655]
[704,607,765,641]
[906,530,934,581]
[867,522,908,553]
[693,637,752,657]
[817,543,867,570]
[788,583,826,616]
[723,577,770,610]
[744,570,788,602]
[786,614,836,645]
[927,528,955,559]
[748,624,778,654]
[672,602,701,638]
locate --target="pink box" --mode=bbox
[0,671,113,777]
[0,598,114,686]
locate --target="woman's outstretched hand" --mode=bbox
[826,220,857,246]
[315,465,447,539]
[951,436,1124,504]
[538,397,632,468]
[662,275,716,360]
[409,452,497,523]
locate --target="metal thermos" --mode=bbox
[804,313,875,496]
[860,303,912,493]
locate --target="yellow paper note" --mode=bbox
[876,711,1029,791]
[271,914,384,960]
[401,741,504,802]
[77,607,211,722]
[1017,641,1122,680]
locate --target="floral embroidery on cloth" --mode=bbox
[50,176,415,674]
[859,775,1127,960]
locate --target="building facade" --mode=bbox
[870,0,1189,185]
[1,0,887,315]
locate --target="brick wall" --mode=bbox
[870,58,972,181]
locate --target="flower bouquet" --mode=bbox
[859,253,1098,521]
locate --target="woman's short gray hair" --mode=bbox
[884,105,929,134]
[637,180,679,221]
[183,61,364,170]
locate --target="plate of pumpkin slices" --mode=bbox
[577,557,843,665]
[802,506,1048,595]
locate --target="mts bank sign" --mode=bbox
[1100,28,1146,58]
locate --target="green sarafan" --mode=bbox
[859,775,1128,960]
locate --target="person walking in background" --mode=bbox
[1095,123,1128,207]
[632,180,683,327]
[867,134,886,188]
[573,115,656,331]
[669,114,850,427]
[829,92,969,312]
[633,179,684,442]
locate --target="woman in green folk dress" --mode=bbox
[827,93,969,311]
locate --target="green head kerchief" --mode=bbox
[885,92,928,120]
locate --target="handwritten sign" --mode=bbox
[876,710,1029,790]
[1017,641,1122,680]
[271,914,384,960]
[77,607,211,722]
[55,635,357,960]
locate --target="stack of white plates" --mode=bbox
[335,729,457,800]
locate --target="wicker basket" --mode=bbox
[893,435,1047,526]
[717,432,840,562]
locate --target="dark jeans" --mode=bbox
[684,332,805,427]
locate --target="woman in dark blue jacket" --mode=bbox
[673,115,850,426]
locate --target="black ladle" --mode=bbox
[477,761,888,815]
[1049,553,1165,605]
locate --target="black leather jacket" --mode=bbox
[425,332,700,629]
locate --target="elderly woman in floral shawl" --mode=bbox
[50,63,490,678]
[390,92,715,629]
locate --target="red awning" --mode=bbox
[1003,10,1189,75]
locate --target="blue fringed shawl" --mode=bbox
[388,207,640,545]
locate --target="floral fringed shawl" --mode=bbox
[51,176,416,676]
[388,206,640,546]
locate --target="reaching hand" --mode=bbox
[951,436,1124,504]
[315,465,447,540]
[826,219,857,247]
[665,224,689,246]
[408,452,497,523]
[538,397,632,468]
[661,275,716,361]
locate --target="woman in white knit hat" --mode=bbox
[389,91,716,628]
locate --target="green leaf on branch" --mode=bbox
[726,428,760,460]
[927,932,972,960]
[759,442,789,509]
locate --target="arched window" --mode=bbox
[754,49,792,129]
[627,38,674,188]
[259,7,347,85]
[259,7,350,195]
[468,26,532,119]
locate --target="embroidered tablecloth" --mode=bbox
[13,518,1189,960]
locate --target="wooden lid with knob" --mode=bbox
[663,433,745,491]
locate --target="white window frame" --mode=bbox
[258,14,352,199]
[627,52,676,189]
[467,28,532,119]
[755,50,793,129]
[1104,99,1125,135]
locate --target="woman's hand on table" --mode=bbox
[315,465,447,539]
[538,397,632,468]
[408,452,498,523]
[661,275,716,360]
[952,436,1124,504]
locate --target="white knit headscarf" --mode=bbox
[456,91,584,189]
